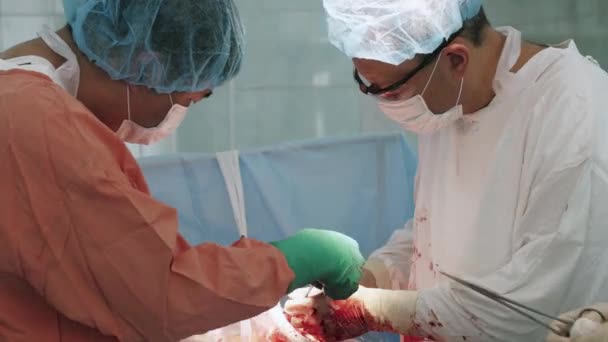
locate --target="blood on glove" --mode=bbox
[283,288,397,342]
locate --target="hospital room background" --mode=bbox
[2,0,606,157]
[1,0,607,340]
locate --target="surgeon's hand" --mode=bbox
[546,324,608,342]
[546,304,608,342]
[283,286,418,341]
[270,229,365,300]
[571,324,608,342]
[284,287,370,341]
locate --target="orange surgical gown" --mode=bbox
[0,69,295,341]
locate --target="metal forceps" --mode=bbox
[440,271,575,336]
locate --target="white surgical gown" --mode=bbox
[367,27,608,341]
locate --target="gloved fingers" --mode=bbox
[323,263,363,300]
[288,312,323,331]
[571,318,603,340]
[584,304,608,319]
[547,306,608,342]
[572,323,608,342]
[546,318,574,342]
[284,298,331,342]
[548,310,580,337]
[550,308,607,338]
[323,267,361,299]
[558,307,608,324]
[549,320,573,338]
[324,284,358,300]
[561,309,583,321]
[285,291,372,342]
[578,309,608,323]
[321,298,370,340]
[545,332,571,342]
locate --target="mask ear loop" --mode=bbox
[455,77,464,106]
[454,77,465,177]
[126,84,132,121]
[421,50,465,107]
[420,51,444,97]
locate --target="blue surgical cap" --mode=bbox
[323,0,483,66]
[63,0,245,93]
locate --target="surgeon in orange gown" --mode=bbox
[0,1,364,341]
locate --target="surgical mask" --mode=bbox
[38,26,80,96]
[378,53,464,135]
[116,86,189,145]
[0,26,81,97]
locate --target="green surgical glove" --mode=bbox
[270,228,365,300]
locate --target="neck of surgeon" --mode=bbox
[465,27,545,114]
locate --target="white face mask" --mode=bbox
[37,26,81,96]
[378,52,464,135]
[0,26,81,97]
[116,86,189,145]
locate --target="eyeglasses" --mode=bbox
[354,29,463,96]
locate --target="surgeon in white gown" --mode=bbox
[283,1,608,341]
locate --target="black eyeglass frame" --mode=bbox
[354,29,464,96]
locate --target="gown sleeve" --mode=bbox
[3,73,294,341]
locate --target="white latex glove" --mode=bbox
[546,304,608,342]
[283,286,418,342]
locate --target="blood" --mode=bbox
[402,322,432,342]
[286,298,398,341]
[268,331,290,342]
[327,299,396,339]
[427,310,444,329]
[285,312,325,341]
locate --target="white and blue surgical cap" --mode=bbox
[63,0,245,93]
[323,0,483,65]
